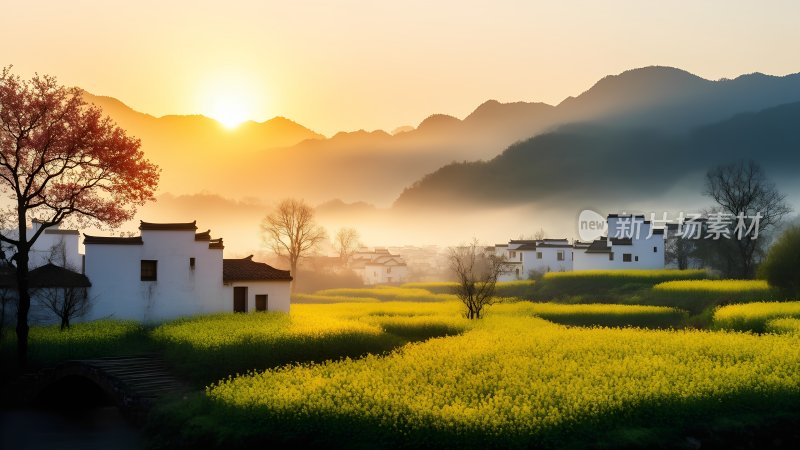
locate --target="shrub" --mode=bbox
[758,226,800,298]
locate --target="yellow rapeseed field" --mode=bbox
[766,317,800,335]
[206,313,800,447]
[713,301,800,332]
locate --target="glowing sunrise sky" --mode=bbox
[4,0,799,135]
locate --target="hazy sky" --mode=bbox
[4,1,798,135]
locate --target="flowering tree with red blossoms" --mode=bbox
[0,68,159,366]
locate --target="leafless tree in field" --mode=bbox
[448,239,507,319]
[705,160,791,278]
[262,198,327,292]
[334,227,360,266]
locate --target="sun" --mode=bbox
[208,94,250,128]
[197,72,267,129]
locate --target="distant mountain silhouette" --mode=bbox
[81,92,323,196]
[556,66,800,130]
[82,66,800,207]
[393,100,800,211]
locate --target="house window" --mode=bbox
[141,260,157,281]
[609,252,614,261]
[536,252,542,259]
[189,257,195,270]
[255,294,268,312]
[557,251,564,261]
[623,253,632,262]
[510,251,516,259]
[515,268,520,276]
[635,256,639,262]
[653,246,658,253]
[519,253,522,261]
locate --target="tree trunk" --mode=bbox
[290,259,298,293]
[15,251,30,368]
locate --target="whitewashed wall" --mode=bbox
[223,281,291,313]
[84,229,227,323]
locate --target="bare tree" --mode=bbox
[449,239,507,319]
[31,242,90,330]
[262,198,327,292]
[33,282,89,330]
[533,227,546,241]
[705,160,791,278]
[665,227,696,270]
[334,227,360,265]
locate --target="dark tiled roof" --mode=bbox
[536,243,573,248]
[515,243,537,251]
[509,240,537,244]
[44,229,80,236]
[223,256,292,282]
[195,230,211,241]
[29,263,91,288]
[139,221,197,231]
[610,237,633,246]
[573,241,592,249]
[607,213,651,224]
[209,238,224,250]
[585,239,612,253]
[84,234,143,245]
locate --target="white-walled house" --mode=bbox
[350,248,409,285]
[223,256,292,313]
[1,219,82,271]
[84,221,292,322]
[519,239,573,274]
[496,239,573,281]
[572,214,665,270]
[497,214,666,279]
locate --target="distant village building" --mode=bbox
[0,219,83,271]
[1,220,292,325]
[350,248,409,285]
[494,214,666,281]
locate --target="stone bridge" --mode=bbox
[11,355,189,424]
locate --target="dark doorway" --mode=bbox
[233,287,247,312]
[255,294,268,311]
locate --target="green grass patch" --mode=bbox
[1,320,151,370]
